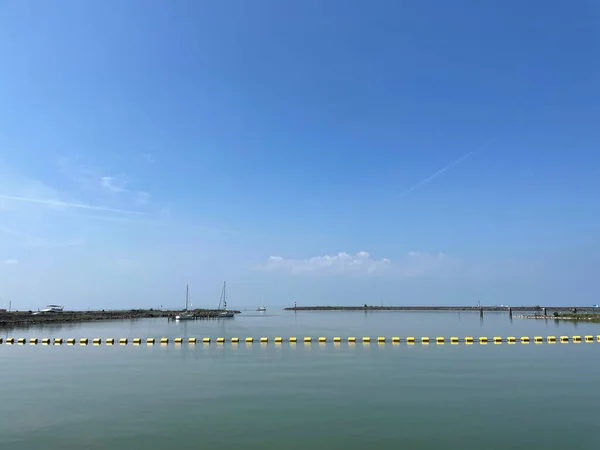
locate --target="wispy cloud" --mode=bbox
[261,250,454,277]
[101,176,128,193]
[3,259,19,265]
[0,194,148,215]
[133,191,151,205]
[399,135,499,197]
[58,156,152,206]
[400,151,477,197]
[261,251,392,274]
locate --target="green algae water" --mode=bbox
[1,311,600,450]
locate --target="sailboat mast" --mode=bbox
[223,281,227,309]
[185,285,189,311]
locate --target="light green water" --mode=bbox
[1,311,599,449]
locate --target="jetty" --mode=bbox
[0,309,241,327]
[283,305,599,312]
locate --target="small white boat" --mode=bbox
[175,285,195,321]
[40,305,64,313]
[257,304,266,312]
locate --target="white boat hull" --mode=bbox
[175,314,195,320]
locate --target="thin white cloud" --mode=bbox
[133,191,151,205]
[261,250,453,277]
[0,194,148,215]
[399,151,476,197]
[399,134,500,197]
[3,259,19,265]
[262,251,392,275]
[101,176,128,193]
[58,156,151,206]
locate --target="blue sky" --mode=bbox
[1,0,599,310]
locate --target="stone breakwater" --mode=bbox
[284,306,598,312]
[0,309,241,327]
[517,314,600,321]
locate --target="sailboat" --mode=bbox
[217,281,235,318]
[257,302,266,312]
[175,285,195,321]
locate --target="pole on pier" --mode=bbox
[479,308,483,318]
[543,307,547,316]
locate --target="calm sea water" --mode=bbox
[1,311,599,450]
